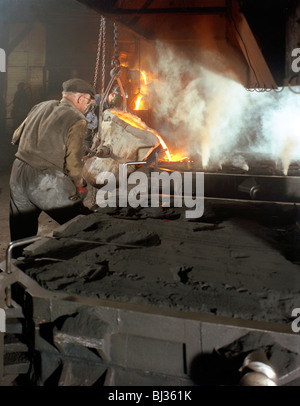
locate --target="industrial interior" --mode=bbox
[0,0,300,386]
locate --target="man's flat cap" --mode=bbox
[62,78,95,97]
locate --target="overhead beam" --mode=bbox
[99,7,226,15]
[76,0,226,16]
[229,0,278,89]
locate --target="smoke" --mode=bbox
[259,91,300,174]
[149,41,300,173]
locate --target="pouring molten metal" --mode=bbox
[83,109,176,188]
[110,109,172,162]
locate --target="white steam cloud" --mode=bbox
[148,42,300,174]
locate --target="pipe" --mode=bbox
[5,236,42,308]
[239,350,278,386]
[121,161,147,179]
[6,236,43,274]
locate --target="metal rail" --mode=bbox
[5,236,42,275]
[5,236,42,307]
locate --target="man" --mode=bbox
[9,78,94,247]
[11,82,32,129]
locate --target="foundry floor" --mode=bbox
[1,133,300,324]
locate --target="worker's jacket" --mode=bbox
[12,98,87,187]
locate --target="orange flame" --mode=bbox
[169,152,189,162]
[160,151,190,162]
[135,95,142,110]
[141,71,147,85]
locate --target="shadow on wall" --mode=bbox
[0,130,17,172]
[1,81,34,172]
[11,82,33,130]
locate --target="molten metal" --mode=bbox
[83,109,168,187]
[110,109,172,162]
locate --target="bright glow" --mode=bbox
[141,71,147,85]
[132,71,150,111]
[134,95,142,110]
[161,151,190,162]
[155,133,172,161]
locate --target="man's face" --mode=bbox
[77,93,94,114]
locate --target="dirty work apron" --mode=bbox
[9,158,89,243]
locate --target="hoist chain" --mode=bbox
[101,20,106,94]
[93,16,105,90]
[90,16,106,208]
[112,22,119,67]
[89,20,127,209]
[91,16,106,138]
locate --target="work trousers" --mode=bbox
[9,158,90,244]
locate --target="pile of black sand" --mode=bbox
[17,201,300,324]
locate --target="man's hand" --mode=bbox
[69,180,88,201]
[76,185,88,195]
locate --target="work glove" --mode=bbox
[76,185,88,195]
[69,181,88,201]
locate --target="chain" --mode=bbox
[90,16,106,208]
[90,21,119,209]
[90,17,103,142]
[90,17,106,139]
[93,17,104,89]
[101,18,106,94]
[112,22,119,67]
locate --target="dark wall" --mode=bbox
[0,0,108,170]
[241,0,290,84]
